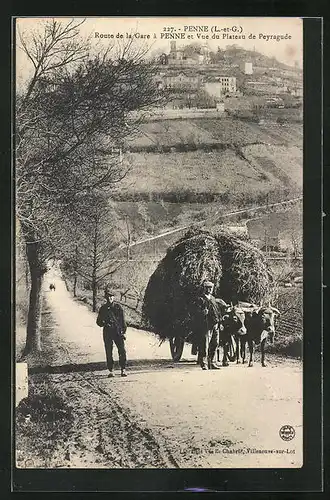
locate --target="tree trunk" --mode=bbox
[92,281,97,313]
[22,240,47,356]
[24,270,44,354]
[73,273,77,297]
[25,254,29,290]
[125,216,131,261]
[92,224,98,312]
[73,244,78,297]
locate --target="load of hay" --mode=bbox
[142,228,274,341]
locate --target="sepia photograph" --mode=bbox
[15,16,303,471]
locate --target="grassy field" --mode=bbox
[125,117,302,150]
[117,145,302,201]
[242,144,302,188]
[120,149,262,195]
[114,116,303,207]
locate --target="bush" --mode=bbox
[276,116,287,125]
[16,380,75,467]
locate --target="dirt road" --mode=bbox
[17,270,303,469]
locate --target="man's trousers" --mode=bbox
[103,329,127,371]
[198,325,219,368]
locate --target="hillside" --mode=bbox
[115,117,302,202]
[125,117,302,151]
[169,42,302,75]
[211,44,301,72]
[118,147,301,199]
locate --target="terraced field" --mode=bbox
[119,145,302,197]
[117,117,303,202]
[125,117,302,150]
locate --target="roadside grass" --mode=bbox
[16,376,75,468]
[267,331,302,358]
[269,285,303,359]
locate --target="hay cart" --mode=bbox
[143,230,273,364]
[169,333,237,363]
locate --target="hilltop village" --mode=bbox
[151,42,302,112]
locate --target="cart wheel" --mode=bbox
[226,335,237,362]
[169,337,185,362]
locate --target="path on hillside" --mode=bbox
[129,196,303,248]
[24,270,303,469]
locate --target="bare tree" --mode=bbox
[124,215,132,261]
[136,202,154,235]
[16,18,163,355]
[182,84,196,109]
[62,193,124,312]
[291,230,302,259]
[251,102,265,120]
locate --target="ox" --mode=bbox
[245,305,281,367]
[220,305,250,366]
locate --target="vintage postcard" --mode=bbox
[15,17,304,473]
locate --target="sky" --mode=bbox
[16,17,303,86]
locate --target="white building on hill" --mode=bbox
[244,62,253,75]
[204,76,237,98]
[218,76,237,93]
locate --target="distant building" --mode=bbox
[204,76,236,98]
[218,76,237,93]
[289,84,303,97]
[200,44,211,65]
[169,41,184,62]
[165,41,210,66]
[244,62,253,75]
[204,82,222,99]
[161,71,200,89]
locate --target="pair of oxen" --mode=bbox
[215,301,281,367]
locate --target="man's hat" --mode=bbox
[104,287,115,296]
[203,280,214,287]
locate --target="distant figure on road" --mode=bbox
[196,280,221,370]
[49,283,56,291]
[96,287,128,378]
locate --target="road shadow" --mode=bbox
[29,358,197,375]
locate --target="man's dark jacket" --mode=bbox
[196,294,220,332]
[96,302,127,336]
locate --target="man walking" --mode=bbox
[196,280,221,370]
[96,287,128,378]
